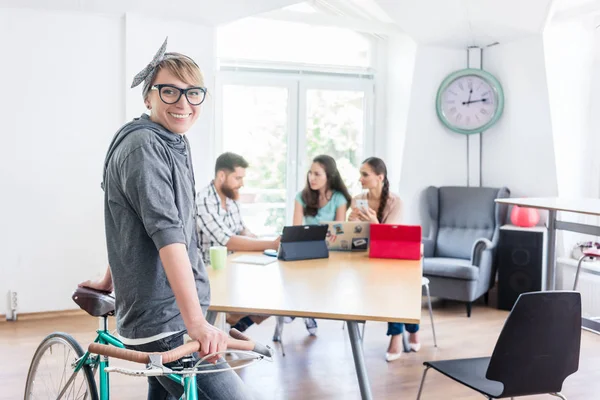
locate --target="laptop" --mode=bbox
[321,221,371,251]
[369,224,422,260]
[278,225,329,261]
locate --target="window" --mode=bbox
[304,87,366,195]
[216,14,375,234]
[220,82,291,236]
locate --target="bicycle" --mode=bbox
[24,286,273,400]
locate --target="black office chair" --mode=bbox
[417,291,581,400]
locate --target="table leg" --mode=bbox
[346,320,373,400]
[546,209,557,291]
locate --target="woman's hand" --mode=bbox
[357,207,379,224]
[348,207,360,221]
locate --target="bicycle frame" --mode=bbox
[73,316,196,400]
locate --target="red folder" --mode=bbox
[369,224,422,260]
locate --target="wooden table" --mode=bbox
[206,252,423,400]
[496,197,600,333]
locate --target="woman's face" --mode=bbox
[145,68,201,134]
[359,163,383,190]
[308,162,328,192]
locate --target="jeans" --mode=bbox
[387,323,419,336]
[126,331,254,400]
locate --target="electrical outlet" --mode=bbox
[10,291,18,311]
[6,290,17,321]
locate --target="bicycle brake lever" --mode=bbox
[148,354,173,374]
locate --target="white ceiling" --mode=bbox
[0,0,302,25]
[4,0,600,47]
[374,0,555,48]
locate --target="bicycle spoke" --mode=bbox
[74,372,88,400]
[40,357,55,397]
[59,345,69,395]
[25,334,97,400]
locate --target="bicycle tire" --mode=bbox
[24,332,99,400]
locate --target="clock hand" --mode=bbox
[462,98,488,105]
[466,89,473,107]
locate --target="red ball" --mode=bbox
[510,205,540,227]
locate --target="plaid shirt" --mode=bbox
[196,181,245,263]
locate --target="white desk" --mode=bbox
[496,197,600,333]
[206,252,423,400]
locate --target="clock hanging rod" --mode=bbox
[468,45,481,188]
[464,42,499,187]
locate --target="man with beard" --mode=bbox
[196,152,280,332]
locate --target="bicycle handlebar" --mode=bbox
[88,328,272,364]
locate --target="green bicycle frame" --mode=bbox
[73,319,190,400]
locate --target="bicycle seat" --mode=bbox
[72,287,115,317]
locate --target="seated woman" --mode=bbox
[291,154,352,335]
[349,156,420,362]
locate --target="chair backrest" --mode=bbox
[426,186,509,259]
[486,291,581,398]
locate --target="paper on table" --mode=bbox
[233,255,278,265]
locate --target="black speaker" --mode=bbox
[497,227,545,311]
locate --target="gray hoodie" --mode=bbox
[102,114,210,339]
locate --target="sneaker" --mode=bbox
[232,316,254,333]
[283,316,295,324]
[304,318,318,336]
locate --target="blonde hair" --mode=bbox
[146,52,204,99]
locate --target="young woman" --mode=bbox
[81,38,252,398]
[293,154,352,225]
[349,157,420,362]
[291,154,352,335]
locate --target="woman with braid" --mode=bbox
[348,157,420,362]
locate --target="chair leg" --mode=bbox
[416,366,431,400]
[550,393,567,400]
[424,283,437,347]
[466,302,472,318]
[573,254,587,291]
[361,322,366,342]
[272,316,286,356]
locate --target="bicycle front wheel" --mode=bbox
[24,332,98,400]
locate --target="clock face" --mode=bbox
[436,69,504,135]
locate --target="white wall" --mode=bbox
[543,17,597,252]
[0,8,216,314]
[544,19,594,199]
[379,33,417,194]
[483,35,557,198]
[398,45,470,228]
[396,36,560,236]
[0,8,123,314]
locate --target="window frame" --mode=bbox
[214,69,375,229]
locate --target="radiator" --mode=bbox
[557,257,600,318]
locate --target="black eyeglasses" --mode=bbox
[151,84,207,106]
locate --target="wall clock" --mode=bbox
[436,68,504,135]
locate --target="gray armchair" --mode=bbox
[422,186,510,317]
